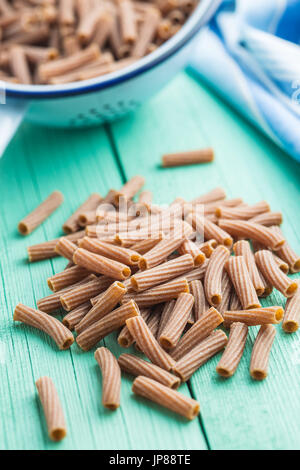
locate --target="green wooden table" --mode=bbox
[1,71,300,450]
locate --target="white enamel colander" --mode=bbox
[0,0,222,157]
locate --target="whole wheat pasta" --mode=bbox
[171,307,223,361]
[250,211,283,227]
[204,245,230,307]
[161,148,214,167]
[203,198,244,215]
[9,45,32,84]
[218,219,285,251]
[13,304,74,350]
[77,6,107,44]
[131,7,161,57]
[119,0,137,43]
[115,228,164,247]
[138,304,163,344]
[132,376,199,420]
[189,280,209,321]
[188,213,233,248]
[138,190,152,207]
[270,226,300,273]
[114,175,145,205]
[233,240,265,296]
[215,201,270,220]
[38,43,100,81]
[94,347,121,410]
[78,236,141,266]
[55,237,78,261]
[216,322,248,377]
[118,353,180,389]
[62,301,91,331]
[18,191,63,235]
[76,300,139,351]
[23,45,58,63]
[259,272,274,298]
[75,281,126,334]
[35,377,67,442]
[229,290,242,311]
[191,187,226,205]
[225,256,261,310]
[118,308,151,347]
[174,262,208,283]
[218,271,233,316]
[196,239,217,258]
[73,248,131,280]
[78,210,97,227]
[62,193,103,234]
[126,315,175,370]
[156,300,176,339]
[60,275,113,311]
[131,254,194,292]
[126,277,189,308]
[159,293,194,349]
[59,0,76,25]
[282,284,300,332]
[223,306,284,326]
[173,330,228,382]
[27,230,85,262]
[254,250,298,297]
[250,324,276,380]
[178,239,206,266]
[47,265,90,292]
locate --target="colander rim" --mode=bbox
[2,0,221,99]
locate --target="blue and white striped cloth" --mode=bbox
[190,0,300,161]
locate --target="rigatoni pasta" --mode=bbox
[282,284,300,333]
[225,256,261,310]
[255,250,298,297]
[159,293,194,349]
[161,148,214,167]
[63,193,102,234]
[95,347,121,410]
[223,307,284,326]
[233,240,265,296]
[18,191,63,235]
[204,245,230,307]
[216,322,248,377]
[73,248,131,280]
[250,325,276,380]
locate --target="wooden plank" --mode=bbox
[109,71,300,450]
[0,121,206,450]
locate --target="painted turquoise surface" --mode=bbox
[1,71,300,450]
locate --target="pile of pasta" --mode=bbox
[15,175,300,441]
[0,0,197,85]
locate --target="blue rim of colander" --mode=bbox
[3,0,221,99]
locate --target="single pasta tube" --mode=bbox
[131,254,194,292]
[27,230,85,262]
[250,211,283,226]
[132,376,199,420]
[143,304,163,340]
[119,0,137,43]
[203,198,244,215]
[114,175,145,205]
[75,281,126,334]
[13,304,74,350]
[118,353,180,389]
[36,377,67,441]
[55,237,78,261]
[173,330,228,382]
[223,307,284,326]
[178,239,206,266]
[270,226,300,273]
[62,193,103,234]
[282,284,300,332]
[204,245,230,307]
[161,148,214,167]
[187,213,233,248]
[9,45,32,84]
[131,7,161,57]
[218,219,285,251]
[255,250,298,297]
[126,316,175,371]
[233,240,265,296]
[250,324,276,380]
[130,238,161,255]
[216,322,248,377]
[126,277,189,308]
[118,308,151,348]
[156,300,176,339]
[159,293,194,349]
[95,347,121,410]
[78,210,98,227]
[60,275,113,311]
[47,265,90,292]
[225,256,261,309]
[273,254,289,274]
[76,300,140,351]
[73,248,131,280]
[171,307,224,361]
[215,201,270,220]
[189,280,209,321]
[78,236,141,266]
[62,302,91,331]
[18,191,63,235]
[191,187,226,205]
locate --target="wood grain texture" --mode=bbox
[109,72,300,450]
